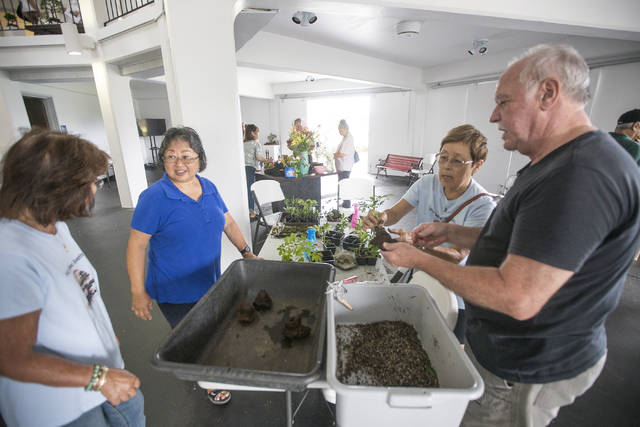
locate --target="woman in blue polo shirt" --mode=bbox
[126,126,258,406]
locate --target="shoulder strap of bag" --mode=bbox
[443,193,490,223]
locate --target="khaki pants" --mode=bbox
[461,345,606,427]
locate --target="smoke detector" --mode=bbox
[292,11,317,26]
[468,39,489,55]
[396,20,422,39]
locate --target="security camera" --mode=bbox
[292,11,317,26]
[468,39,489,56]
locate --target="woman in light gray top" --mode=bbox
[243,124,267,219]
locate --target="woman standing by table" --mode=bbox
[334,119,356,208]
[244,124,267,220]
[127,126,258,406]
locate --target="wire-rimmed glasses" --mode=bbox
[436,153,473,169]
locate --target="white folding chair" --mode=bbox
[251,180,285,245]
[408,270,458,331]
[337,177,375,210]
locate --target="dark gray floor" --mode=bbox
[3,173,638,426]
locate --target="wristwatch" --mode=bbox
[239,245,252,255]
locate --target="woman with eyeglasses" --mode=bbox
[363,124,495,262]
[0,129,145,427]
[126,126,258,406]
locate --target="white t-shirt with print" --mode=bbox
[0,219,124,427]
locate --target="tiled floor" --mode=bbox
[2,172,638,426]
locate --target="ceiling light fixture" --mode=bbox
[468,39,489,56]
[292,11,317,26]
[396,20,422,39]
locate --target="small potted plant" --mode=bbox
[281,198,319,226]
[277,234,322,263]
[283,155,299,178]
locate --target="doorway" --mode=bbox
[23,96,59,130]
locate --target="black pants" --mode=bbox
[338,170,351,208]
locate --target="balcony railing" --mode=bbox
[1,0,84,34]
[104,0,153,25]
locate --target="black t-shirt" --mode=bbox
[466,130,640,383]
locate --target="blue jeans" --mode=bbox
[64,390,145,427]
[157,301,197,329]
[245,165,256,211]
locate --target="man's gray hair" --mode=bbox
[339,119,349,130]
[510,44,591,105]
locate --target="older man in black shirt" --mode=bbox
[382,44,640,426]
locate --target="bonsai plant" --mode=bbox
[277,234,322,263]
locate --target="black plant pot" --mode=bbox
[342,235,361,252]
[318,250,335,265]
[324,244,337,254]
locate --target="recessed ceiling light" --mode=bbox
[396,20,422,39]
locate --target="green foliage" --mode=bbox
[283,198,319,223]
[353,218,380,258]
[312,222,331,243]
[335,214,349,235]
[359,194,392,215]
[277,233,322,262]
[4,13,17,26]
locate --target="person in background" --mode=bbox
[381,44,640,426]
[334,119,356,208]
[609,108,640,165]
[363,125,495,343]
[127,126,259,406]
[17,0,40,23]
[244,124,268,220]
[0,129,144,427]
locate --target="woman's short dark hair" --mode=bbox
[244,124,258,142]
[158,126,207,172]
[0,129,108,226]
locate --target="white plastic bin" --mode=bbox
[326,282,483,427]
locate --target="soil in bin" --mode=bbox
[197,295,318,373]
[253,289,273,311]
[236,302,257,324]
[336,321,439,388]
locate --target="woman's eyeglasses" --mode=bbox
[164,155,199,165]
[436,153,473,169]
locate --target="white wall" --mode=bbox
[0,79,109,157]
[239,96,274,144]
[589,62,640,132]
[131,82,172,165]
[369,92,412,175]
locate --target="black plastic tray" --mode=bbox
[152,259,335,391]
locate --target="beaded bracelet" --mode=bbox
[93,366,110,391]
[84,364,101,391]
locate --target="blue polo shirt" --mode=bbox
[131,174,228,303]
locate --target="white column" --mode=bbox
[0,71,30,157]
[163,0,249,269]
[92,61,147,208]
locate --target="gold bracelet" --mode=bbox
[93,366,110,391]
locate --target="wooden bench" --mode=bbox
[376,154,423,180]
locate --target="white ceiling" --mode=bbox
[235,1,640,85]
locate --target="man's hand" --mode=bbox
[362,210,386,230]
[388,228,412,243]
[100,368,141,406]
[380,242,424,268]
[131,291,153,321]
[412,222,449,248]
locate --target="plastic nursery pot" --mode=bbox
[324,244,337,254]
[342,235,361,252]
[319,250,335,265]
[356,256,377,266]
[326,230,344,239]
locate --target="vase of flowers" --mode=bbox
[288,126,318,176]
